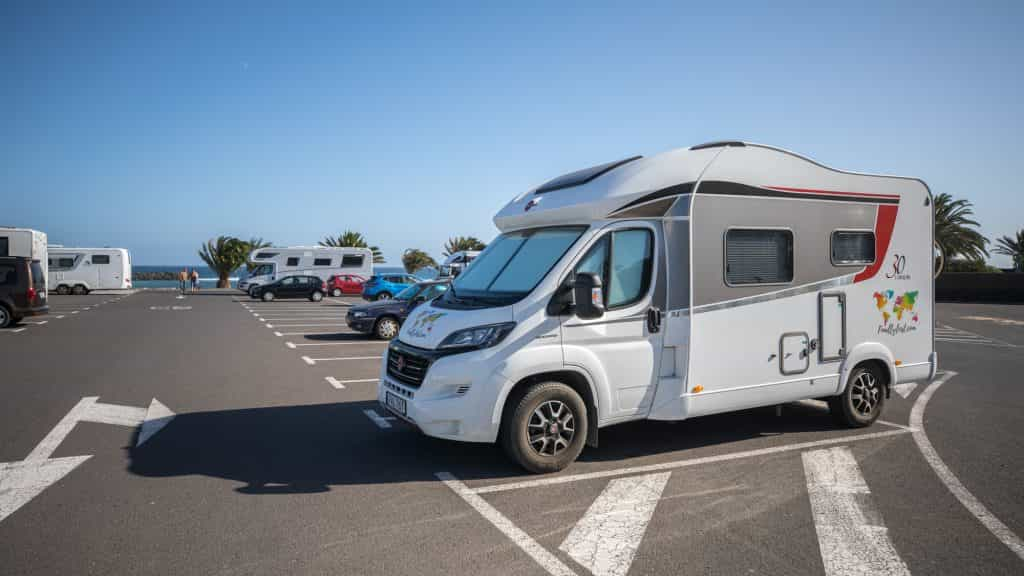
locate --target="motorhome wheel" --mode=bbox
[501,382,588,473]
[830,364,886,427]
[72,284,88,295]
[56,285,71,295]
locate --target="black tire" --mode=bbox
[331,288,342,297]
[57,285,71,295]
[374,316,400,340]
[829,363,886,427]
[261,291,275,302]
[248,286,258,298]
[501,382,588,474]
[0,305,11,329]
[375,292,391,301]
[310,291,324,302]
[72,284,88,295]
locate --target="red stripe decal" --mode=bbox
[854,205,899,283]
[764,185,900,200]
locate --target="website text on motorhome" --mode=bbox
[3,3,1022,575]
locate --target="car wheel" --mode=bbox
[262,291,275,302]
[829,363,886,428]
[331,288,342,297]
[501,382,588,474]
[72,284,88,295]
[310,291,324,302]
[0,305,10,329]
[376,292,391,301]
[57,285,71,295]
[374,316,400,340]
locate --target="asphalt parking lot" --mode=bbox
[1,291,1022,575]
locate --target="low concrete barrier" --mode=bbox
[936,273,1024,302]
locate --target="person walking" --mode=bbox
[190,269,200,293]
[178,268,188,294]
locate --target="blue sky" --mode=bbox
[3,1,1022,266]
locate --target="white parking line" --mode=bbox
[910,371,1024,560]
[265,323,350,328]
[333,378,379,385]
[257,317,345,321]
[471,428,911,494]
[287,341,386,347]
[802,447,910,576]
[275,331,350,337]
[363,409,396,429]
[22,320,47,325]
[56,315,65,319]
[302,355,382,365]
[285,341,296,349]
[325,377,345,389]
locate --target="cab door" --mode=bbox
[561,222,664,418]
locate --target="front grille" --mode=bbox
[387,347,430,388]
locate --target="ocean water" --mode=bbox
[132,265,421,288]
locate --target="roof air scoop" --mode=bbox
[534,156,642,194]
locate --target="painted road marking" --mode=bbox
[959,315,1024,327]
[936,324,1015,347]
[892,382,918,399]
[302,355,381,365]
[803,447,909,576]
[274,331,356,337]
[262,323,349,328]
[325,376,345,389]
[559,472,670,576]
[287,340,386,347]
[285,341,296,349]
[438,472,577,576]
[254,316,345,321]
[472,427,911,495]
[332,378,379,385]
[71,311,79,314]
[910,371,1024,560]
[363,409,395,429]
[1,397,175,524]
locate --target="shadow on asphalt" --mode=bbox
[126,400,844,493]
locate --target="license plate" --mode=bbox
[385,391,407,416]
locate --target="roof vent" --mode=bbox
[689,141,746,151]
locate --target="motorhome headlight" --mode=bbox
[438,322,516,351]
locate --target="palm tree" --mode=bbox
[198,236,249,288]
[443,236,487,258]
[402,248,438,274]
[243,237,272,271]
[320,230,385,263]
[934,193,988,267]
[994,229,1024,271]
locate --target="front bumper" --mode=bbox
[346,314,373,332]
[376,345,507,443]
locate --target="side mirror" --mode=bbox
[573,272,605,319]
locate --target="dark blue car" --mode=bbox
[347,280,449,339]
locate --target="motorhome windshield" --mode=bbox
[250,264,273,277]
[448,227,585,305]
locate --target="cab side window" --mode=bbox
[573,229,653,310]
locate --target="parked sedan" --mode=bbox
[326,274,366,297]
[251,275,327,302]
[347,280,448,339]
[361,273,419,301]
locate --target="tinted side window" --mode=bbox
[0,263,15,285]
[314,258,331,266]
[92,255,110,264]
[608,229,653,308]
[0,238,8,257]
[287,257,300,266]
[831,231,875,265]
[341,255,364,267]
[725,229,793,285]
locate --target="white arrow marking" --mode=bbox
[26,397,98,462]
[137,399,175,446]
[802,447,910,576]
[559,472,670,576]
[325,377,345,389]
[81,401,147,427]
[0,456,92,523]
[892,383,918,399]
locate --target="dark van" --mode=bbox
[0,257,48,328]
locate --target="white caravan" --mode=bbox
[378,141,935,473]
[438,250,480,278]
[0,227,48,292]
[48,248,132,294]
[238,246,373,295]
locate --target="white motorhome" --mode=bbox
[48,247,132,294]
[378,142,935,473]
[0,227,48,292]
[438,250,480,278]
[238,246,373,295]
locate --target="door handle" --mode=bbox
[647,307,662,334]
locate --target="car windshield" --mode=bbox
[448,227,585,304]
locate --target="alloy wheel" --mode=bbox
[850,371,880,416]
[527,400,576,456]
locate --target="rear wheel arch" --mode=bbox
[499,370,600,448]
[840,344,896,398]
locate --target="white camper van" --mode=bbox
[438,250,480,278]
[48,248,132,294]
[238,246,373,295]
[0,227,48,292]
[378,142,935,473]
